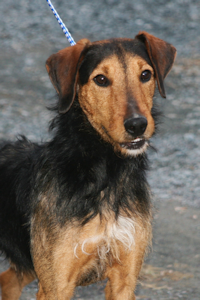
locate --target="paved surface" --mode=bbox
[0,0,200,299]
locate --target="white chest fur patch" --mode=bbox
[74,215,136,261]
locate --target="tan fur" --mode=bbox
[78,54,155,156]
[0,267,35,300]
[105,216,151,300]
[31,207,151,300]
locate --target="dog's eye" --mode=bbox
[93,75,109,87]
[140,70,152,82]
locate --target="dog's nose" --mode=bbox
[124,115,147,137]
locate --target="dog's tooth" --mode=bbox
[133,138,141,143]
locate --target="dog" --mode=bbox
[0,31,176,300]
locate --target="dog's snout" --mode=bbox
[124,115,147,137]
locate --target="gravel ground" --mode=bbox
[0,1,200,299]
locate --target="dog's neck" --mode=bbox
[39,99,151,224]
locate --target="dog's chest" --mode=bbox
[75,214,135,255]
[72,214,136,285]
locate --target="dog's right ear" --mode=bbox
[46,39,91,113]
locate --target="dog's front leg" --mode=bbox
[31,229,78,300]
[33,237,96,300]
[0,267,35,300]
[105,263,137,300]
[105,217,151,300]
[31,213,97,300]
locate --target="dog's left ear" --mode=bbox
[46,39,91,113]
[136,31,176,98]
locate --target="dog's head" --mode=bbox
[46,32,176,156]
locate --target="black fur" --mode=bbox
[0,97,153,274]
[0,138,41,271]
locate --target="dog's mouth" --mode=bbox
[120,137,146,150]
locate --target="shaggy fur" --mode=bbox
[0,31,176,300]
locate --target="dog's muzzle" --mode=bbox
[121,115,148,150]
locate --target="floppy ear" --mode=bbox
[136,31,176,98]
[46,38,91,113]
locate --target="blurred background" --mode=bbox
[0,0,200,299]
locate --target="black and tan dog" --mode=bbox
[0,31,176,300]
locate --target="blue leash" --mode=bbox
[46,0,76,46]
